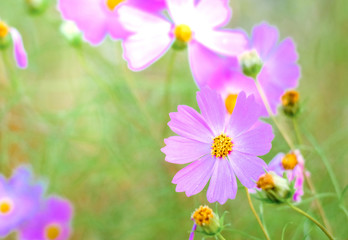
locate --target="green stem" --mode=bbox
[216,233,226,240]
[162,51,177,137]
[245,188,271,240]
[292,117,303,146]
[287,202,334,240]
[254,78,295,150]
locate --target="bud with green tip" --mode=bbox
[239,49,263,79]
[25,0,49,15]
[281,90,300,117]
[60,21,83,47]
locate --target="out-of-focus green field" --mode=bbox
[0,0,347,239]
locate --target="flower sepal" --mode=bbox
[172,39,187,51]
[0,34,12,50]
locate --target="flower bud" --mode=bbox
[25,0,49,15]
[0,21,11,49]
[60,21,83,47]
[239,50,263,79]
[257,172,291,202]
[281,90,300,117]
[191,205,221,235]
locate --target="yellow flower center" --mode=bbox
[257,173,275,190]
[211,134,233,158]
[281,90,300,107]
[192,205,214,226]
[45,224,61,240]
[106,0,125,11]
[225,94,238,114]
[0,199,13,215]
[174,24,192,43]
[282,153,298,170]
[0,21,9,38]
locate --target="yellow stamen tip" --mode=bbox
[211,134,233,158]
[106,0,125,11]
[225,94,238,114]
[45,224,61,240]
[0,21,9,38]
[192,205,214,226]
[174,24,192,43]
[282,153,298,170]
[0,199,13,215]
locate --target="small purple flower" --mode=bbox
[161,88,274,204]
[268,150,308,202]
[0,166,43,237]
[18,196,73,240]
[191,22,300,116]
[57,0,165,45]
[117,0,247,71]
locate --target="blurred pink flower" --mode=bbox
[161,88,274,204]
[191,22,300,116]
[0,166,43,237]
[268,150,308,202]
[57,0,165,45]
[117,0,247,71]
[19,196,73,240]
[9,28,28,69]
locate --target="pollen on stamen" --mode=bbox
[225,94,238,114]
[282,153,298,170]
[45,224,61,240]
[0,199,13,215]
[106,0,125,11]
[174,24,192,43]
[211,134,233,158]
[192,205,214,226]
[0,21,9,38]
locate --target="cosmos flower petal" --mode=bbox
[166,0,195,24]
[251,22,279,60]
[196,29,248,56]
[196,88,226,135]
[128,0,166,13]
[168,105,214,143]
[18,196,73,240]
[226,92,262,137]
[189,223,197,240]
[233,124,274,156]
[188,41,229,89]
[194,0,231,28]
[268,153,285,176]
[10,28,28,69]
[118,5,172,71]
[162,136,209,164]
[207,159,237,204]
[229,151,267,188]
[173,155,215,197]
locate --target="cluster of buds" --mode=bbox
[256,172,293,203]
[281,90,300,117]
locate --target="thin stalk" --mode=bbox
[287,202,334,240]
[162,51,177,137]
[216,233,226,240]
[292,117,303,146]
[254,79,295,150]
[245,188,271,240]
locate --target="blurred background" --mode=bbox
[0,0,347,239]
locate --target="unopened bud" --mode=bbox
[257,172,291,202]
[281,90,300,117]
[0,21,11,50]
[192,205,221,235]
[60,21,83,47]
[239,50,263,79]
[25,0,49,14]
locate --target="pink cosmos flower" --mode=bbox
[191,22,300,116]
[0,166,43,237]
[268,150,308,202]
[117,0,247,71]
[58,0,165,45]
[161,88,274,204]
[18,196,73,240]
